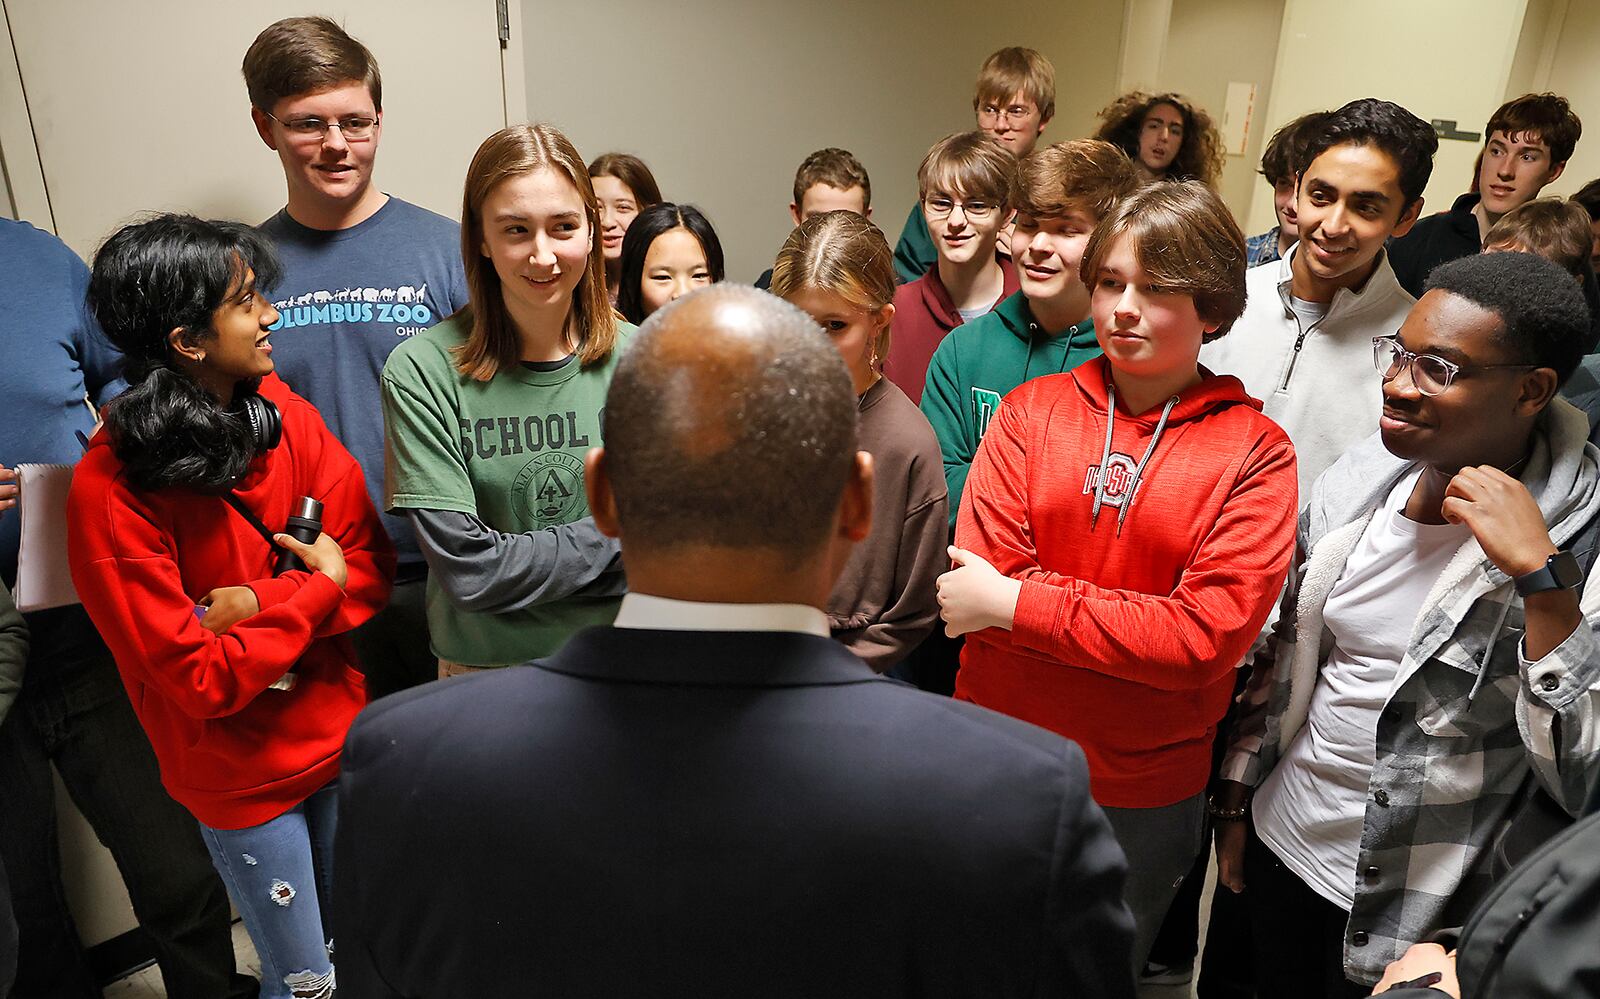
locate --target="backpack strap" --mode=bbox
[221,492,286,559]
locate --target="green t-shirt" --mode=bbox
[381,315,630,665]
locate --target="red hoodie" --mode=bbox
[886,255,1020,405]
[954,358,1296,808]
[67,373,394,829]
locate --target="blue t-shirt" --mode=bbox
[0,218,124,587]
[259,196,469,567]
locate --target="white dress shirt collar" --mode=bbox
[612,593,830,637]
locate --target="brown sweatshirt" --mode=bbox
[828,377,949,671]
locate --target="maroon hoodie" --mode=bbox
[886,255,1020,404]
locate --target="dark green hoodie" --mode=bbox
[892,202,937,283]
[919,290,1101,527]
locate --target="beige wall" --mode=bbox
[1117,0,1172,93]
[1246,0,1530,234]
[520,0,1125,283]
[0,0,44,224]
[1156,0,1286,223]
[1530,0,1600,197]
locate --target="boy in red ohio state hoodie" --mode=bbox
[66,215,393,996]
[937,182,1297,973]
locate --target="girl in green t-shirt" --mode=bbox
[381,123,631,672]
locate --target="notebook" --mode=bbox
[14,463,79,612]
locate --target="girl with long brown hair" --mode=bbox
[381,123,630,674]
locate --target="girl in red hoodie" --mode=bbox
[936,182,1297,971]
[67,215,394,998]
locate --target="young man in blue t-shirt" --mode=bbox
[244,16,468,697]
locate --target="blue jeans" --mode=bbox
[200,784,338,999]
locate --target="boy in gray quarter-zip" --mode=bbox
[1202,98,1438,501]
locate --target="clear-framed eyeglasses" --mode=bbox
[1372,335,1537,396]
[923,195,1001,223]
[977,103,1037,126]
[262,110,378,142]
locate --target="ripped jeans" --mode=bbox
[199,783,337,999]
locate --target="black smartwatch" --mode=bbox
[1514,550,1583,596]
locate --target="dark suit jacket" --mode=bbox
[334,626,1135,998]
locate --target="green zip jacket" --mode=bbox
[893,203,937,284]
[919,290,1102,528]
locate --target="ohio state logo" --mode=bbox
[1082,453,1144,506]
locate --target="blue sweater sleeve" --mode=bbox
[68,256,127,405]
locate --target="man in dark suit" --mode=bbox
[333,284,1136,998]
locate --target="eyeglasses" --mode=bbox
[977,104,1036,125]
[262,110,378,142]
[1372,335,1537,396]
[923,196,1001,222]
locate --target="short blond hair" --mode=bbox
[972,47,1056,122]
[917,131,1017,205]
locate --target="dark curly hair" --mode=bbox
[1094,91,1224,188]
[88,214,283,492]
[616,203,725,325]
[1426,251,1589,386]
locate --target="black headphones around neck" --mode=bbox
[240,392,283,451]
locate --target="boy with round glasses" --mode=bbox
[885,132,1020,404]
[244,16,468,699]
[1214,251,1600,996]
[893,47,1055,283]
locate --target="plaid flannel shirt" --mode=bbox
[1223,403,1600,985]
[1244,227,1283,268]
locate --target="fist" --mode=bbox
[936,546,1021,638]
[199,586,261,635]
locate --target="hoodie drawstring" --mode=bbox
[1090,379,1180,536]
[1468,595,1515,702]
[1023,322,1084,384]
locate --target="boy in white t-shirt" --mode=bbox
[1214,251,1600,995]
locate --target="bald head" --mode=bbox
[602,285,859,556]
